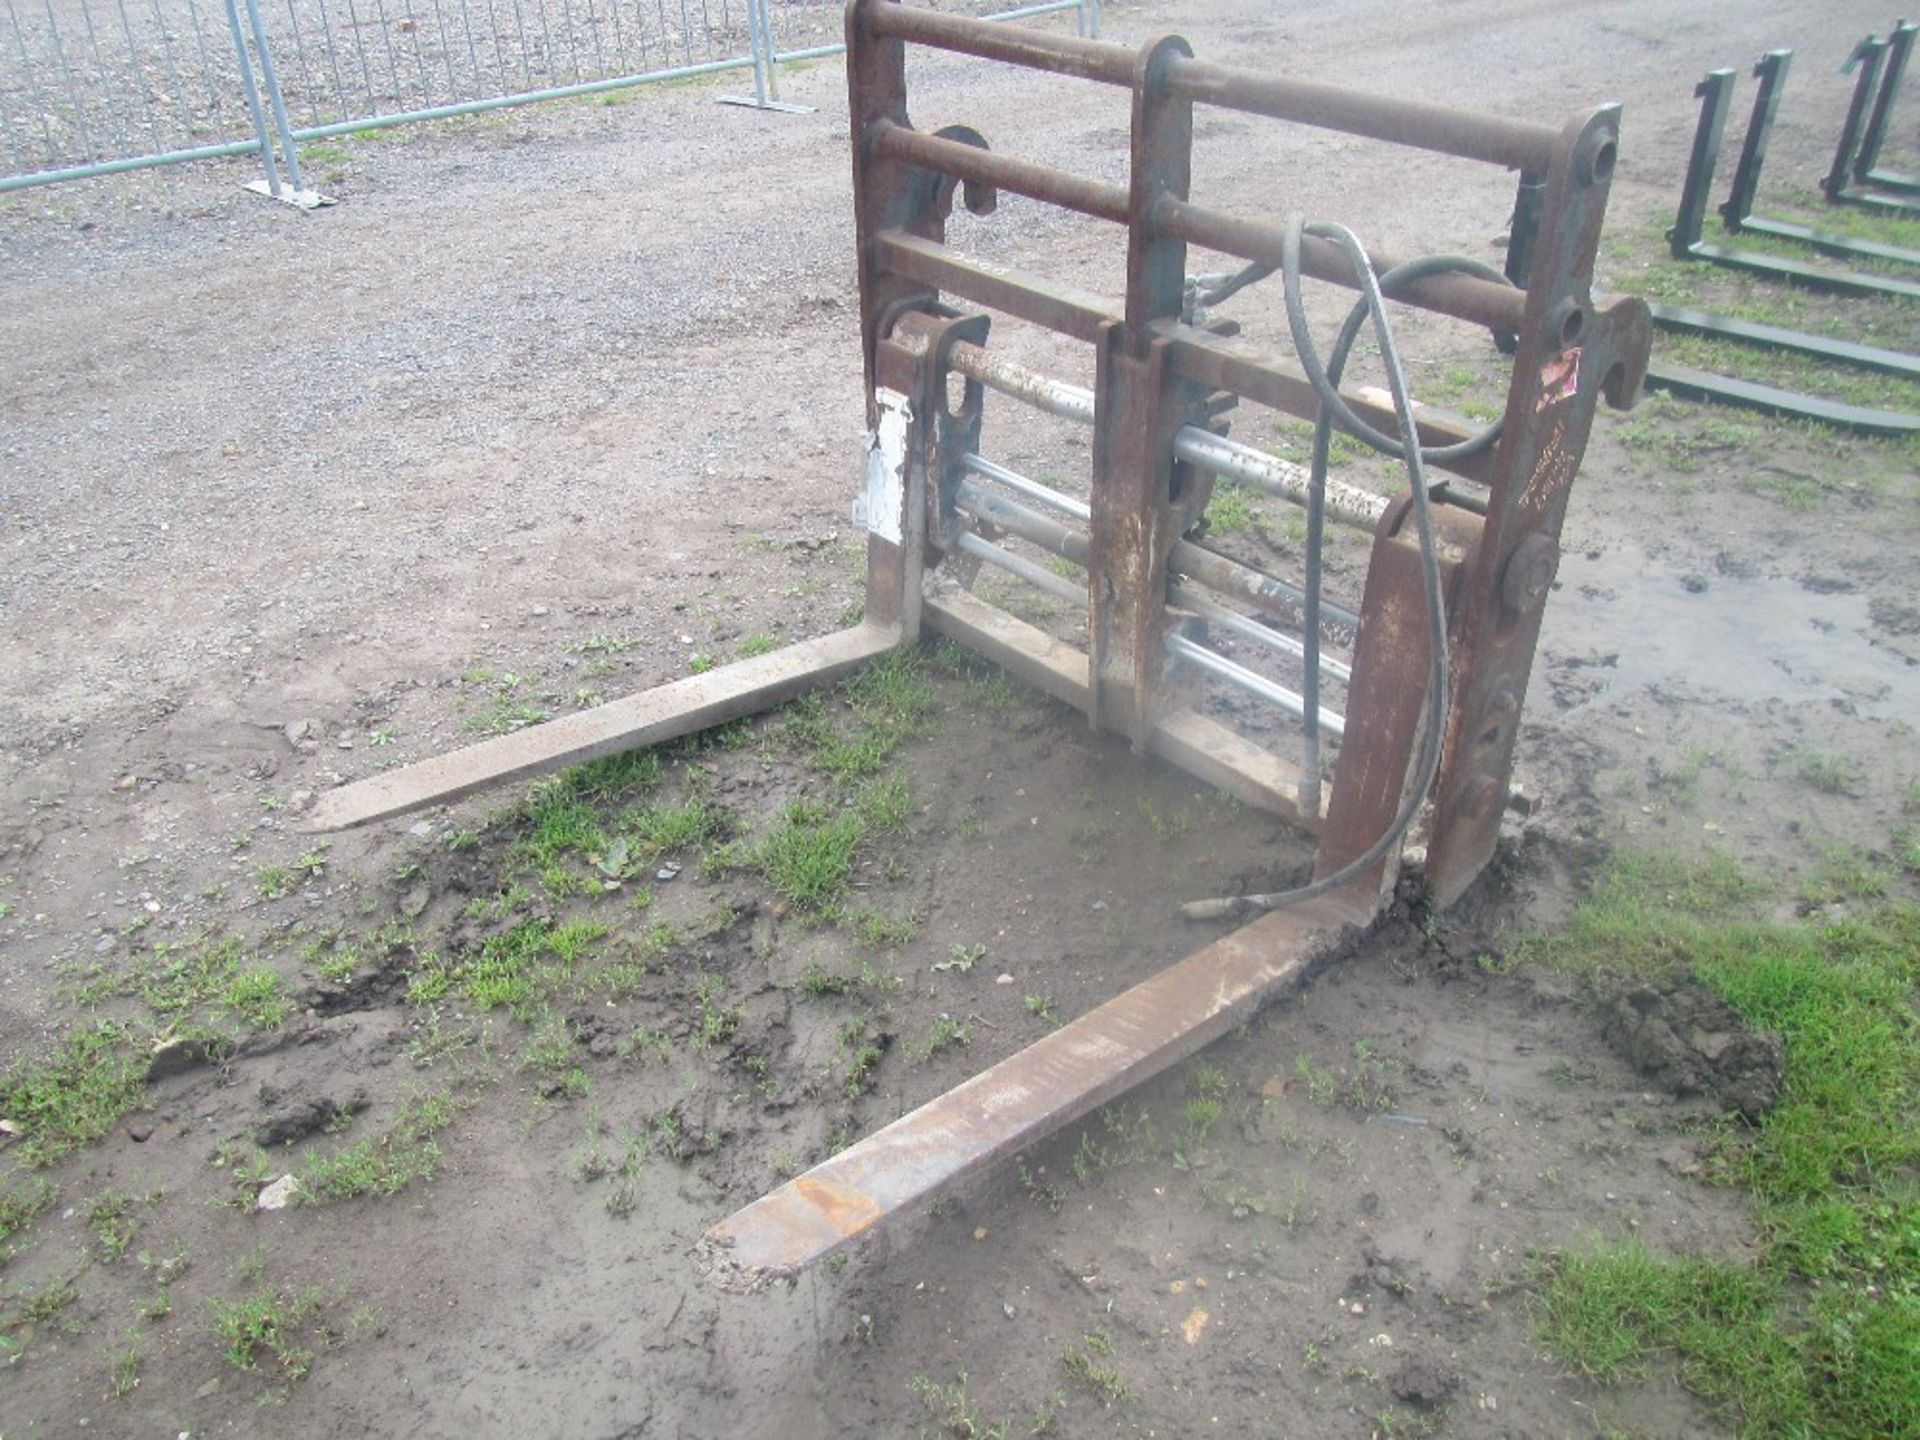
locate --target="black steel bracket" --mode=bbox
[1643,362,1920,436]
[1825,33,1920,214]
[1671,67,1920,297]
[1722,49,1920,269]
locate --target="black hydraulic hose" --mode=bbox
[1182,224,1520,920]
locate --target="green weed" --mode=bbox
[0,1021,147,1165]
[1061,1330,1134,1406]
[909,1372,1009,1438]
[758,798,868,912]
[210,1286,324,1382]
[221,969,288,1029]
[298,1088,463,1203]
[916,1015,971,1062]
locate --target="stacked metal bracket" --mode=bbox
[1639,44,1920,436]
[311,0,1648,1284]
[1826,20,1920,212]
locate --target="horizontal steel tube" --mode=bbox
[284,53,764,144]
[943,340,1096,423]
[1166,60,1558,173]
[953,477,1360,639]
[954,530,1086,605]
[1156,198,1528,334]
[1168,580,1351,683]
[1173,429,1386,529]
[963,452,1091,520]
[1162,326,1496,488]
[871,128,1527,332]
[863,1,1136,84]
[922,339,1385,528]
[1166,632,1345,738]
[1172,539,1360,640]
[872,122,1132,223]
[956,477,1090,561]
[879,234,1118,343]
[864,3,1560,171]
[0,138,265,193]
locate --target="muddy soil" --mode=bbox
[3,0,1918,1436]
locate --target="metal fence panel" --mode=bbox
[1,0,1094,192]
[1,0,273,188]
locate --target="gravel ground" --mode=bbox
[2,0,1917,1434]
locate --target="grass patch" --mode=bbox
[757,798,868,913]
[426,916,608,1018]
[0,1177,55,1262]
[622,796,731,857]
[298,1088,463,1203]
[1508,850,1763,974]
[0,1021,147,1166]
[909,1372,1008,1438]
[210,1285,325,1382]
[1060,1329,1134,1406]
[220,969,288,1029]
[782,649,939,783]
[1202,479,1262,537]
[1529,861,1918,1438]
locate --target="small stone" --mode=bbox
[288,790,315,812]
[408,820,435,838]
[1349,1301,1365,1315]
[284,719,314,747]
[656,863,682,882]
[194,1378,221,1399]
[255,1174,300,1211]
[115,774,137,792]
[127,1120,154,1143]
[531,604,550,617]
[143,901,161,914]
[1002,1303,1016,1320]
[973,1227,988,1241]
[95,936,116,954]
[994,973,1014,985]
[400,884,431,921]
[1194,1276,1208,1291]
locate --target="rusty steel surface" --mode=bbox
[861,0,1562,172]
[311,0,1647,1285]
[706,0,1645,1263]
[700,889,1368,1287]
[307,625,898,831]
[924,587,1317,822]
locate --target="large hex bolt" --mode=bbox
[1500,532,1560,617]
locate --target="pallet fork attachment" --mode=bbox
[313,0,1648,1285]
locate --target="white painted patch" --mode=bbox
[854,387,912,545]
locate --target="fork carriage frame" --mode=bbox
[311,0,1648,1283]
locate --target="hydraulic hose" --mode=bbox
[1181,221,1519,920]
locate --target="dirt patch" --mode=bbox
[1601,979,1786,1120]
[2,0,1917,1435]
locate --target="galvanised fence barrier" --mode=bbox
[1,0,1098,198]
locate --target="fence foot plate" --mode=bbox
[243,179,333,209]
[716,95,816,114]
